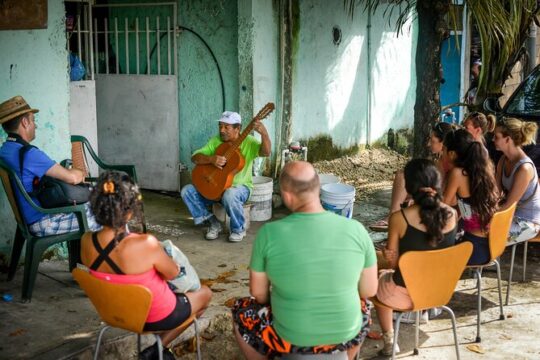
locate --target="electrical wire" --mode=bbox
[145,25,226,112]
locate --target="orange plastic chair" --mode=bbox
[372,242,473,360]
[506,231,540,305]
[466,203,516,343]
[72,267,201,360]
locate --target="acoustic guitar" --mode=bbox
[192,102,275,200]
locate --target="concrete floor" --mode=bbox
[1,189,539,359]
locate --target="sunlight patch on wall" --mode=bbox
[325,35,364,131]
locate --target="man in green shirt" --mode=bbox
[180,111,271,242]
[232,161,378,359]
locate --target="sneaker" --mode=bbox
[228,231,246,242]
[379,330,400,356]
[205,221,222,240]
[429,307,443,319]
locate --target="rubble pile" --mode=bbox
[314,148,409,201]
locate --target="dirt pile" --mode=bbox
[314,148,409,200]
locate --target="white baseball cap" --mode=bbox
[218,111,241,125]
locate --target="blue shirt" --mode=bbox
[0,141,56,224]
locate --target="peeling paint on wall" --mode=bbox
[0,0,71,256]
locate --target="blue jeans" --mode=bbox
[180,184,250,233]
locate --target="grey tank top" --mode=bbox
[501,156,540,224]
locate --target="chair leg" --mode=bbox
[155,334,164,360]
[506,244,517,306]
[441,305,460,360]
[392,312,404,360]
[474,268,482,343]
[413,311,420,355]
[67,239,82,271]
[7,227,25,281]
[494,260,505,321]
[94,326,110,360]
[21,240,50,302]
[194,318,201,360]
[523,241,529,282]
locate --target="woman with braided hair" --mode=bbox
[80,171,212,360]
[374,159,458,355]
[442,129,499,265]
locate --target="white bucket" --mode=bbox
[319,173,340,187]
[249,176,273,221]
[321,183,356,219]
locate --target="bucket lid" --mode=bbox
[321,183,355,196]
[318,173,341,185]
[253,176,273,184]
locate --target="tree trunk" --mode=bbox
[413,0,450,158]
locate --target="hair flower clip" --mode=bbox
[103,181,115,194]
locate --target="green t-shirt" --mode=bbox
[192,135,261,190]
[250,211,376,346]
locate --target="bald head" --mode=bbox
[280,161,320,195]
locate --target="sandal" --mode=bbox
[369,218,389,232]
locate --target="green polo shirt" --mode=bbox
[250,211,376,346]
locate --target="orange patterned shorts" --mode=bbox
[232,297,371,358]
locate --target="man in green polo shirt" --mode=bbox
[180,111,271,242]
[232,161,378,358]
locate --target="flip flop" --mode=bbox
[369,218,389,232]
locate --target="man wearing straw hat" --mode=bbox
[0,95,100,236]
[231,161,378,359]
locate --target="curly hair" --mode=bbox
[496,117,538,147]
[404,158,453,246]
[90,171,143,240]
[443,129,499,229]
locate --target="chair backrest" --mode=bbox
[489,203,517,260]
[71,140,89,178]
[72,268,152,333]
[400,242,473,311]
[0,158,27,226]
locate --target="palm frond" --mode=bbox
[467,0,539,95]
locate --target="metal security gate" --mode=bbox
[76,2,180,191]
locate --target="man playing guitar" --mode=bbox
[181,111,271,242]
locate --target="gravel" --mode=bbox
[314,148,409,201]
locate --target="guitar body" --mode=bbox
[192,142,246,200]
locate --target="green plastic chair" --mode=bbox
[71,135,146,233]
[0,158,89,302]
[70,135,138,183]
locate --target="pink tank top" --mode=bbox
[90,268,176,323]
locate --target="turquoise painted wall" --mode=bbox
[240,0,280,175]
[178,0,239,168]
[0,0,71,256]
[291,1,417,148]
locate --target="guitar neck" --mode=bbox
[223,122,256,160]
[222,102,274,160]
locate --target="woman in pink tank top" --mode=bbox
[80,171,212,360]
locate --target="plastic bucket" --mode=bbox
[321,183,356,218]
[249,176,273,221]
[318,173,340,187]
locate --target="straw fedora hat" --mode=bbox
[0,96,39,125]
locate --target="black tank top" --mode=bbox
[393,209,457,287]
